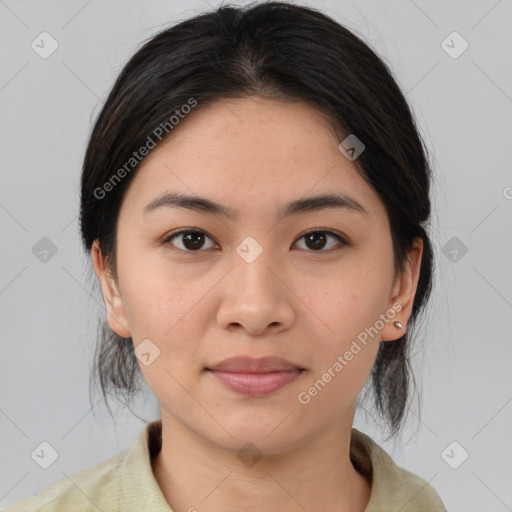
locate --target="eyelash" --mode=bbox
[162,228,351,254]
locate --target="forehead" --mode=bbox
[120,97,384,220]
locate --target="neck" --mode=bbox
[151,413,371,512]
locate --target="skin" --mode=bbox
[92,97,423,512]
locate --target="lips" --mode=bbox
[206,356,305,397]
[207,356,304,373]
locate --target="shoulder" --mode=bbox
[3,420,166,512]
[3,449,126,512]
[350,428,447,512]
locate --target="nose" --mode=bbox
[216,246,295,337]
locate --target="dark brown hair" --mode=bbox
[80,1,434,438]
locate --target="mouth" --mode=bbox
[205,356,306,397]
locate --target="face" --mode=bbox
[93,97,422,454]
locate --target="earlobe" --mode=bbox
[91,240,131,339]
[381,237,424,342]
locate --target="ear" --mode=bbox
[380,237,423,342]
[91,240,131,339]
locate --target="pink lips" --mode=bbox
[206,356,304,397]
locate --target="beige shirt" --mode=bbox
[4,420,446,511]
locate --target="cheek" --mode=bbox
[117,250,214,340]
[302,259,392,396]
[303,288,384,407]
[309,263,392,344]
[119,268,216,403]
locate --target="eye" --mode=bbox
[293,230,350,252]
[163,229,349,253]
[163,230,218,252]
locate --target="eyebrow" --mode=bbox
[143,191,367,219]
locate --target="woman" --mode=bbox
[5,2,446,510]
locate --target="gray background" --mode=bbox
[1,0,511,510]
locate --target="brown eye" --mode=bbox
[164,229,349,254]
[164,230,217,252]
[293,230,349,252]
